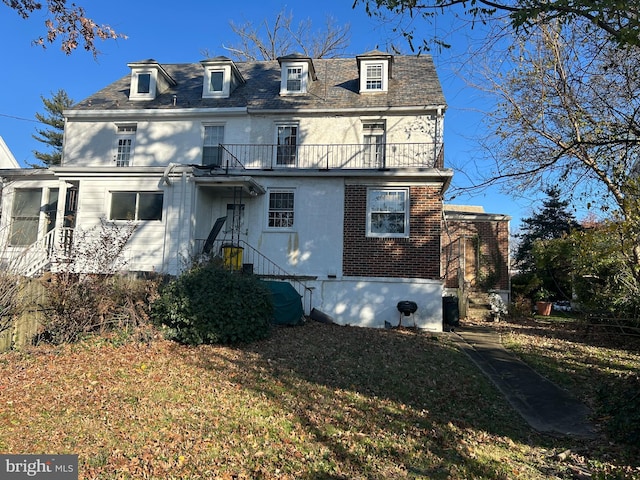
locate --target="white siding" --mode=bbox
[251,177,344,277]
[74,177,169,272]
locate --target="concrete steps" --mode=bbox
[465,292,492,321]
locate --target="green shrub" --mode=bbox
[152,261,273,345]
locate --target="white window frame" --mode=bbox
[114,124,137,167]
[202,65,231,98]
[266,189,295,230]
[109,191,164,222]
[362,121,386,168]
[366,187,410,238]
[360,60,389,93]
[280,62,308,95]
[202,124,225,166]
[9,188,43,246]
[129,69,157,100]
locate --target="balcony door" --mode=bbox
[203,125,224,167]
[276,125,297,167]
[363,121,385,168]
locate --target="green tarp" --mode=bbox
[261,280,304,326]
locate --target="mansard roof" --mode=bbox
[71,54,446,112]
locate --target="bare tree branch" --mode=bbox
[470,19,640,231]
[354,0,640,50]
[211,8,350,61]
[3,0,126,57]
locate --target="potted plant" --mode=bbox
[534,288,553,316]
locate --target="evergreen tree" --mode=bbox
[515,187,580,272]
[513,187,581,301]
[32,89,73,167]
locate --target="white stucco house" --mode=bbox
[0,137,19,169]
[0,51,487,331]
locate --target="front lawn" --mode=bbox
[0,321,637,479]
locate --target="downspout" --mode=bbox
[179,171,188,272]
[161,163,180,272]
[161,180,171,273]
[162,162,180,186]
[162,164,192,274]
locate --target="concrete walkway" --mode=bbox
[450,324,599,438]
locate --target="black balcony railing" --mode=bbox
[217,142,444,170]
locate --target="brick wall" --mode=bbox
[343,184,442,279]
[441,218,510,291]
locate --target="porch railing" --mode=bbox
[216,142,444,170]
[17,228,75,277]
[44,227,74,259]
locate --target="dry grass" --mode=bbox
[0,320,638,479]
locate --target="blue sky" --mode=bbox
[0,0,532,230]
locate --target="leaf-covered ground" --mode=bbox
[1,321,638,479]
[500,315,640,464]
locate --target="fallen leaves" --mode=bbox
[0,321,637,479]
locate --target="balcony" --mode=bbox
[213,142,444,170]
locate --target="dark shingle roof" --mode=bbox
[72,55,446,112]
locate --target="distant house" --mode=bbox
[442,205,511,306]
[0,51,510,331]
[0,137,19,169]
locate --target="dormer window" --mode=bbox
[203,67,228,97]
[357,51,393,94]
[128,60,176,101]
[277,54,316,95]
[365,64,383,90]
[201,57,244,99]
[210,71,224,92]
[137,73,151,94]
[130,70,156,100]
[286,66,303,92]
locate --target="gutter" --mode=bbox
[63,107,248,120]
[248,104,448,115]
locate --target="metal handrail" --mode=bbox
[218,142,444,170]
[195,238,314,315]
[237,239,314,315]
